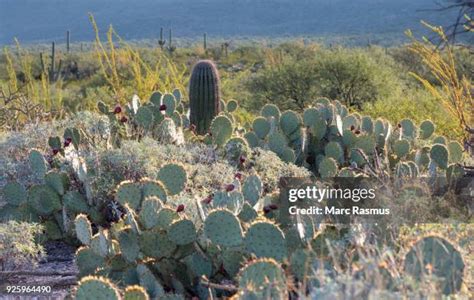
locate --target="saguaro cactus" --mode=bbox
[189,60,222,134]
[167,29,176,53]
[40,42,62,82]
[158,27,166,49]
[66,30,70,53]
[222,42,230,57]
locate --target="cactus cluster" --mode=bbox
[97,90,186,147]
[68,163,467,299]
[1,150,106,240]
[1,62,469,299]
[243,98,463,180]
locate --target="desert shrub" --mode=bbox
[246,54,320,110]
[253,148,311,190]
[0,221,44,271]
[85,138,238,203]
[272,41,320,60]
[363,88,462,139]
[314,46,401,109]
[246,45,402,111]
[224,45,265,66]
[220,69,253,108]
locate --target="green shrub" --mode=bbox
[246,45,402,111]
[364,84,462,140]
[246,55,320,110]
[314,46,401,109]
[0,221,44,271]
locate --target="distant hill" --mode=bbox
[0,0,456,45]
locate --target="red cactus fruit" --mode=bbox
[202,195,213,204]
[225,184,235,192]
[120,116,128,123]
[176,204,185,212]
[269,204,278,210]
[63,137,72,147]
[234,172,242,180]
[263,206,271,214]
[114,105,122,114]
[159,104,167,111]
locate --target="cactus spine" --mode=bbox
[189,60,222,134]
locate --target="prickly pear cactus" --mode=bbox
[279,110,301,136]
[29,149,48,179]
[226,137,249,161]
[404,236,465,295]
[63,191,89,215]
[318,157,338,178]
[419,120,435,139]
[139,230,176,259]
[140,178,168,203]
[45,171,69,196]
[139,197,163,229]
[3,182,27,206]
[116,181,143,210]
[244,221,287,261]
[136,264,165,298]
[447,141,463,163]
[75,214,93,245]
[135,106,154,130]
[75,276,120,300]
[393,139,410,158]
[28,184,62,216]
[124,285,149,300]
[156,164,187,195]
[237,258,287,299]
[167,219,197,245]
[6,86,468,300]
[156,117,182,145]
[430,144,449,169]
[252,117,271,139]
[242,175,263,206]
[204,209,244,247]
[261,104,281,121]
[210,115,233,146]
[118,228,140,263]
[226,99,239,112]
